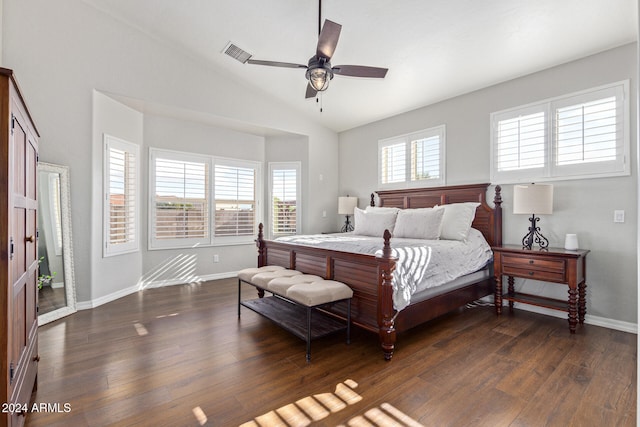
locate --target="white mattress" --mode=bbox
[275,228,493,311]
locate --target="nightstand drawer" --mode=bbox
[502,265,566,282]
[502,254,565,272]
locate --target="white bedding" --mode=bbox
[275,228,493,311]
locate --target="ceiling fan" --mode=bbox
[245,2,388,98]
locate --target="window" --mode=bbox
[150,149,210,249]
[103,135,139,257]
[269,162,301,237]
[149,149,262,249]
[214,158,260,241]
[378,125,445,188]
[491,81,629,183]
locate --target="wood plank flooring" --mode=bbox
[26,278,636,426]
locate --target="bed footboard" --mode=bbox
[256,224,398,359]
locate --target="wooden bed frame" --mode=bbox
[255,183,503,360]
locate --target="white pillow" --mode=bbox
[393,208,444,240]
[436,202,480,241]
[365,206,400,213]
[353,207,398,237]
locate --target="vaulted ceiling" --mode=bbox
[82,0,637,132]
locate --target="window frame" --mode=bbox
[148,148,262,250]
[268,162,301,238]
[490,80,630,184]
[149,148,211,250]
[213,156,262,245]
[378,125,446,190]
[103,134,140,257]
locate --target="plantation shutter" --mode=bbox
[495,111,546,172]
[411,135,440,181]
[153,157,209,241]
[379,141,406,185]
[214,163,256,237]
[271,166,298,236]
[104,135,139,256]
[552,83,626,177]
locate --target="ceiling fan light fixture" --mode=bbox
[308,67,332,92]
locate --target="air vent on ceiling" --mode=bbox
[223,42,252,64]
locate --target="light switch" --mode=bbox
[614,210,625,223]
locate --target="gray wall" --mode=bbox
[339,43,638,326]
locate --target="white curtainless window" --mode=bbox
[269,162,301,237]
[491,80,629,183]
[378,125,446,189]
[103,134,139,257]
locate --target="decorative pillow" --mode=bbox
[365,206,400,214]
[353,207,398,237]
[436,202,480,241]
[393,208,445,240]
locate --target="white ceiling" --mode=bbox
[82,0,637,133]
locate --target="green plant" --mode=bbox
[37,256,57,290]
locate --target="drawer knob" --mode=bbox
[528,259,534,264]
[33,355,40,362]
[528,271,534,276]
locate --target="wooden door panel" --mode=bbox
[12,119,25,197]
[11,208,25,286]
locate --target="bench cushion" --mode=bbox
[286,280,353,307]
[267,274,324,294]
[251,269,302,288]
[237,265,285,282]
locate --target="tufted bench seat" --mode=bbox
[237,267,352,361]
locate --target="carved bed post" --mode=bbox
[256,223,266,298]
[377,229,397,360]
[370,192,376,207]
[256,223,266,267]
[493,185,503,247]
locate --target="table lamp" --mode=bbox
[338,196,358,232]
[513,183,553,250]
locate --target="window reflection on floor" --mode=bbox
[235,379,424,427]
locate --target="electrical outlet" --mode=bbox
[213,254,220,263]
[614,210,625,223]
[322,210,327,218]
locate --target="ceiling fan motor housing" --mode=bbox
[306,56,334,92]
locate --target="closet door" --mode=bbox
[8,98,38,424]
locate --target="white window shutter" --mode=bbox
[104,135,139,256]
[214,163,256,237]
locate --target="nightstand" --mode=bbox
[492,245,590,333]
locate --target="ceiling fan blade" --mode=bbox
[247,59,307,69]
[332,65,388,78]
[305,83,317,99]
[316,19,342,59]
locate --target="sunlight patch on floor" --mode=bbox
[240,379,424,427]
[192,406,207,425]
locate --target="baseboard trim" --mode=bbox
[507,302,638,334]
[76,272,239,310]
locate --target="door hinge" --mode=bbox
[9,362,14,384]
[36,228,39,240]
[9,237,14,260]
[10,114,15,135]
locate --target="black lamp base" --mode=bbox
[341,215,354,232]
[521,214,549,250]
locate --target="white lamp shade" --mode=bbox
[338,196,358,215]
[513,184,553,215]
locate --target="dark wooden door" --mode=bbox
[8,98,38,424]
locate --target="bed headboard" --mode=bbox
[372,183,502,247]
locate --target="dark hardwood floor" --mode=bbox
[27,278,636,426]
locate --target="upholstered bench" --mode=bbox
[237,267,352,361]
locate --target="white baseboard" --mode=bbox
[76,271,239,310]
[506,302,638,334]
